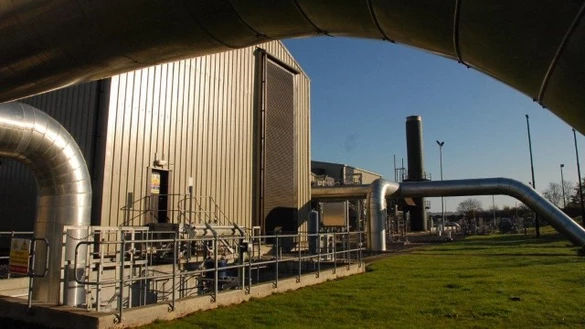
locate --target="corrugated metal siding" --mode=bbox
[311,162,382,185]
[20,82,102,166]
[262,42,311,232]
[263,60,297,232]
[0,82,101,231]
[100,41,310,229]
[355,169,382,184]
[0,159,37,231]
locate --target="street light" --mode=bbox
[436,140,445,235]
[573,128,585,225]
[560,164,566,209]
[525,114,539,237]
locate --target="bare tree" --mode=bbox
[457,198,483,218]
[542,182,563,207]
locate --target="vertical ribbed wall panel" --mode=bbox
[99,41,308,228]
[0,41,310,234]
[0,82,101,231]
[261,42,312,230]
[0,159,37,231]
[263,60,297,233]
[20,81,101,166]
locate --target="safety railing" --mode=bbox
[72,230,364,323]
[0,232,50,308]
[120,194,184,226]
[120,194,232,227]
[177,195,232,226]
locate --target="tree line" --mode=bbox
[451,198,534,234]
[451,178,584,231]
[541,179,585,218]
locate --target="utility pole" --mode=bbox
[492,195,496,224]
[525,115,539,237]
[436,140,445,235]
[560,164,566,209]
[573,129,585,225]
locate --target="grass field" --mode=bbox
[143,228,585,329]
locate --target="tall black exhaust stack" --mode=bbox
[405,115,428,231]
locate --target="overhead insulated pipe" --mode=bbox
[397,178,585,246]
[313,177,585,250]
[0,102,91,305]
[311,185,371,200]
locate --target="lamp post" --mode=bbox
[492,195,496,224]
[560,164,566,209]
[525,114,539,237]
[573,129,585,225]
[436,140,445,234]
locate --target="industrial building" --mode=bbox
[311,160,382,186]
[311,161,382,232]
[3,3,585,327]
[0,40,311,236]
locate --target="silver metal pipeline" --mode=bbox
[311,185,371,200]
[312,177,585,250]
[0,102,91,305]
[397,178,585,246]
[367,179,400,251]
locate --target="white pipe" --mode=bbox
[311,177,585,251]
[397,178,585,246]
[367,179,399,251]
[0,102,91,305]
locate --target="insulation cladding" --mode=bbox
[99,41,311,230]
[0,82,104,231]
[0,40,310,234]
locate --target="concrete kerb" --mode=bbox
[0,262,365,329]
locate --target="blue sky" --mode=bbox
[283,37,584,213]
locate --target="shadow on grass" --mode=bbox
[410,232,584,259]
[428,233,579,252]
[459,233,568,246]
[416,252,580,258]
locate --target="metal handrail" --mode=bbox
[71,230,364,321]
[120,194,234,227]
[178,195,233,226]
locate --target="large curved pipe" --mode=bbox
[1,2,585,132]
[397,178,585,246]
[367,179,400,251]
[0,103,91,305]
[311,177,585,250]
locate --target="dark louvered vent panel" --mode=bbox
[263,59,297,233]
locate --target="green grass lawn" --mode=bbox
[143,228,585,329]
